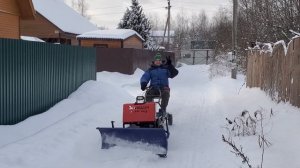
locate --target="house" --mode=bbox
[150,30,175,50]
[20,0,98,45]
[0,0,35,39]
[77,29,144,49]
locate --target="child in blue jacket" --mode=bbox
[140,53,178,114]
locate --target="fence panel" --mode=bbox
[246,37,300,108]
[0,38,96,125]
[96,48,175,74]
[290,38,300,107]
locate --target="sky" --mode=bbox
[0,63,299,168]
[64,0,231,29]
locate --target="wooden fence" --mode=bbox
[96,48,175,74]
[246,37,300,108]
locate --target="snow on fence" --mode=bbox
[0,38,96,125]
[246,37,300,108]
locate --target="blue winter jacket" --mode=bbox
[140,64,178,89]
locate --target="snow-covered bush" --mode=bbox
[225,110,257,137]
[208,53,233,79]
[223,109,273,168]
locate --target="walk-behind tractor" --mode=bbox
[96,88,173,157]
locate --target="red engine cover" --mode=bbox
[123,102,156,124]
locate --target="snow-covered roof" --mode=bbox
[77,29,144,41]
[32,0,98,35]
[150,30,175,37]
[21,36,45,42]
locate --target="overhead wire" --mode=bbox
[87,1,215,17]
[91,5,124,10]
[90,6,165,17]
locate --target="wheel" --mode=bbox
[167,113,173,125]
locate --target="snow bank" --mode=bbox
[0,64,299,168]
[21,36,45,42]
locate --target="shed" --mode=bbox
[0,0,35,39]
[77,29,144,49]
[20,0,98,45]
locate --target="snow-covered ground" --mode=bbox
[0,64,299,168]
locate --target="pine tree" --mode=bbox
[118,0,152,48]
[118,8,130,28]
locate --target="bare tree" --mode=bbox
[196,10,210,40]
[71,0,90,20]
[172,0,299,70]
[173,10,190,51]
[238,0,300,43]
[188,11,209,41]
[148,13,164,31]
[210,7,232,55]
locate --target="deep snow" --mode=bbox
[0,64,299,168]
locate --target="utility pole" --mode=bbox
[167,0,171,51]
[231,0,238,79]
[163,0,171,51]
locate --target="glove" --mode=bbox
[166,56,172,65]
[141,82,147,91]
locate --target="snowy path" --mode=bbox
[0,64,299,168]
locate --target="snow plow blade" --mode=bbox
[96,127,168,155]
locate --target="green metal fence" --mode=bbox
[0,38,96,125]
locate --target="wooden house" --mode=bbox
[77,29,144,49]
[150,30,175,50]
[0,0,35,39]
[20,0,97,45]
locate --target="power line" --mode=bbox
[90,5,124,10]
[88,1,216,17]
[90,11,126,16]
[172,6,203,11]
[90,7,165,17]
[171,0,208,5]
[89,1,212,17]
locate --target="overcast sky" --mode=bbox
[65,0,231,29]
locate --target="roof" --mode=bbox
[150,30,175,37]
[16,0,35,19]
[32,0,98,34]
[77,29,144,41]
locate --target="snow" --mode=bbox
[292,35,300,39]
[274,40,288,55]
[20,36,45,42]
[32,0,98,34]
[250,42,273,53]
[290,29,300,36]
[77,29,144,41]
[0,64,299,168]
[249,39,291,55]
[261,43,273,53]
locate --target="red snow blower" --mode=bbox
[96,88,173,157]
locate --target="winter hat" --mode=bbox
[154,53,162,61]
